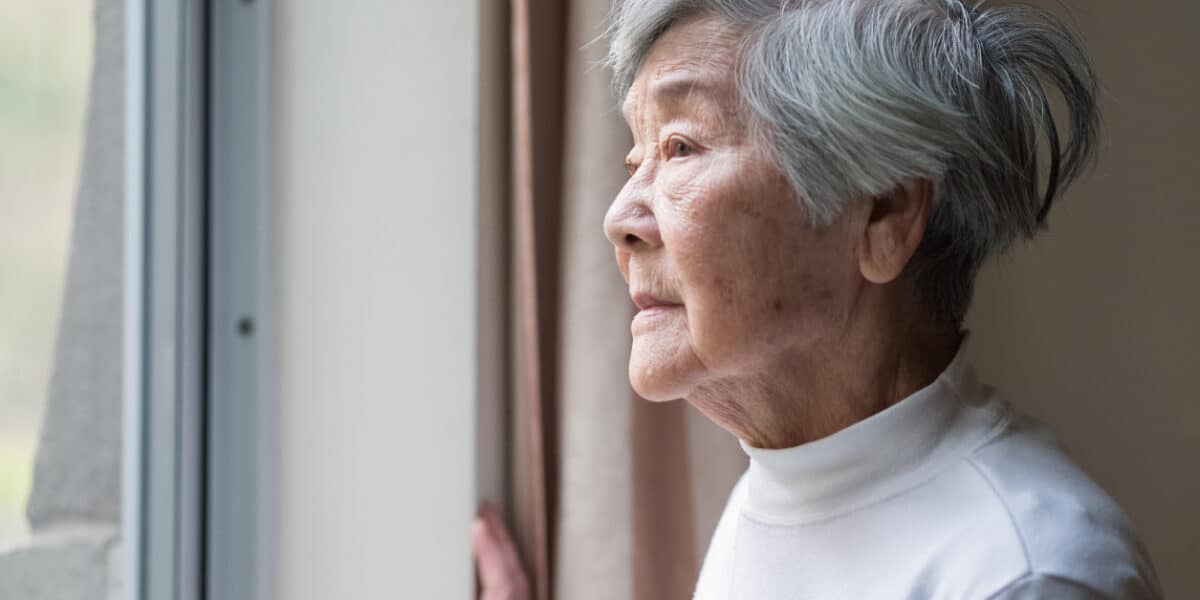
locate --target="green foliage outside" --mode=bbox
[0,0,93,545]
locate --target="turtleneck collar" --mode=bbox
[737,340,1010,525]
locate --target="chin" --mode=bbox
[630,378,680,403]
[627,345,695,402]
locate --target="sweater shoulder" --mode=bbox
[964,416,1162,598]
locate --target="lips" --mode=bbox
[631,291,682,311]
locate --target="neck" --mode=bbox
[687,296,960,450]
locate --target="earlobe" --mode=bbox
[860,232,900,285]
[858,179,932,285]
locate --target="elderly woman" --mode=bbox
[474,0,1162,598]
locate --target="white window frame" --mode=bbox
[124,1,274,598]
[126,1,505,598]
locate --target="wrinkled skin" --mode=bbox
[603,16,955,448]
[474,15,957,597]
[606,18,858,420]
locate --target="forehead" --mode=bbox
[620,16,741,123]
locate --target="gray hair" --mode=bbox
[606,0,1100,324]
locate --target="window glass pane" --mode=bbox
[0,0,125,596]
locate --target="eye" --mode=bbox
[667,136,694,158]
[625,160,638,176]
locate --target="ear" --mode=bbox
[858,179,933,285]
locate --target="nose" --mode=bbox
[603,178,662,252]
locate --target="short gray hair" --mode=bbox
[606,0,1100,324]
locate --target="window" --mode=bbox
[0,1,271,598]
[0,0,125,595]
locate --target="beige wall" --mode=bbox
[966,1,1199,597]
[273,1,483,598]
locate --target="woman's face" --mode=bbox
[604,16,866,402]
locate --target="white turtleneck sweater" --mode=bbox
[693,349,1162,599]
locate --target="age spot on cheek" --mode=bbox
[711,274,735,305]
[772,299,783,312]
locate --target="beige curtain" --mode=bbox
[508,1,747,599]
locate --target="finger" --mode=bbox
[474,526,529,600]
[472,519,501,585]
[473,507,529,599]
[480,505,521,559]
[475,508,524,581]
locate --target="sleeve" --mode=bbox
[987,572,1162,600]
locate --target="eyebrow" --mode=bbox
[650,73,715,103]
[622,72,720,124]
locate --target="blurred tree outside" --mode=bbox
[0,0,93,548]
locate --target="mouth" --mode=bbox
[630,292,683,333]
[631,291,682,312]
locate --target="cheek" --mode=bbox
[680,244,803,367]
[668,185,849,370]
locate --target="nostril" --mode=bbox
[624,233,640,246]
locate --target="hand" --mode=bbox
[472,504,531,600]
